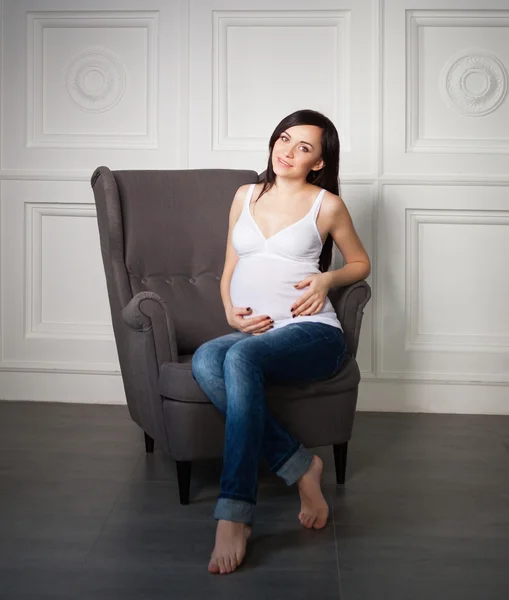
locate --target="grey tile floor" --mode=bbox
[0,401,508,599]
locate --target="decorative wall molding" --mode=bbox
[211,10,349,151]
[0,363,120,375]
[24,203,114,340]
[0,171,382,184]
[406,209,509,353]
[0,171,102,181]
[4,171,509,185]
[65,48,127,113]
[377,175,509,185]
[440,50,507,117]
[26,11,158,148]
[377,183,509,385]
[407,9,509,153]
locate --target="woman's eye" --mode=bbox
[279,136,308,151]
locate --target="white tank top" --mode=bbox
[230,183,343,332]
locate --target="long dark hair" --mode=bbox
[256,109,341,272]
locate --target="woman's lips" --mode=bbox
[277,157,292,168]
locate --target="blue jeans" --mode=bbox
[191,321,347,526]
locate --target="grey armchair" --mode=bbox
[91,166,371,504]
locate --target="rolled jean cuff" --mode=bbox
[214,497,254,525]
[276,443,314,486]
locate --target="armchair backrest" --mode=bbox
[91,167,259,354]
[91,166,370,359]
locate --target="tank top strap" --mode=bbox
[244,183,256,210]
[310,188,326,221]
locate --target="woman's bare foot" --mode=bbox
[208,519,252,574]
[297,455,329,529]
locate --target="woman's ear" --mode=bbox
[312,159,325,171]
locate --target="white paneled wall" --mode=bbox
[1,180,116,370]
[378,184,509,382]
[0,0,508,413]
[1,0,187,172]
[188,0,376,174]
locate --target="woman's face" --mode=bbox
[272,124,324,179]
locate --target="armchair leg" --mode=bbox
[176,461,192,505]
[333,442,348,484]
[144,432,154,453]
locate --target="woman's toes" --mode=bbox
[230,553,238,571]
[314,513,328,529]
[226,555,235,573]
[209,520,250,575]
[218,556,227,574]
[209,564,219,574]
[208,556,220,574]
[222,558,229,574]
[301,514,313,528]
[210,549,242,575]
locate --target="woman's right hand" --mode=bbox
[227,307,274,335]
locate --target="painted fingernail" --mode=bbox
[292,314,296,318]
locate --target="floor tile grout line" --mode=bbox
[332,491,344,600]
[80,453,145,566]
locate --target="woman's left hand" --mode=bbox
[291,273,330,317]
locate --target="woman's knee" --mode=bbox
[224,338,264,372]
[192,338,231,379]
[191,342,216,380]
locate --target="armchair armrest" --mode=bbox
[327,280,371,359]
[122,291,179,364]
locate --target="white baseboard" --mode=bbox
[0,371,126,404]
[357,379,509,415]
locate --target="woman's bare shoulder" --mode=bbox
[321,189,346,214]
[233,182,258,201]
[319,189,349,231]
[229,183,255,222]
[236,182,254,192]
[231,183,252,207]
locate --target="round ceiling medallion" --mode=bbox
[440,51,507,116]
[65,49,127,113]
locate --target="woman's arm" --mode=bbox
[322,191,371,287]
[219,184,249,317]
[291,191,371,317]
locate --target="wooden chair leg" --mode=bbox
[176,461,192,505]
[144,432,155,453]
[333,442,348,484]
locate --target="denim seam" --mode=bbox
[270,441,301,473]
[214,497,255,525]
[218,493,256,505]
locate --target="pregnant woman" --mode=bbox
[192,108,370,575]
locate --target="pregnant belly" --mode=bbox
[229,256,320,322]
